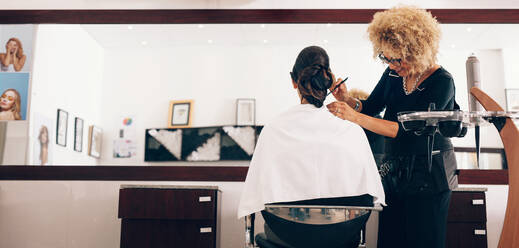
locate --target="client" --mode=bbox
[237,46,385,248]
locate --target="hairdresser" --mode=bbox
[327,6,459,248]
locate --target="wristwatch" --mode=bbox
[353,98,360,111]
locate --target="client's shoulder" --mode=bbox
[262,104,364,134]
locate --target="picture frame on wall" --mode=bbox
[236,98,256,126]
[505,88,519,111]
[74,117,84,152]
[88,125,102,158]
[168,100,193,128]
[56,109,68,147]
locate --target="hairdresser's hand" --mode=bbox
[327,101,358,123]
[330,76,349,102]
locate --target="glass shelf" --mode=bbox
[398,110,519,130]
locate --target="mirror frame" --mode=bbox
[0,9,515,183]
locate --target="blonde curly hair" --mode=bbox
[367,5,441,75]
[348,88,369,100]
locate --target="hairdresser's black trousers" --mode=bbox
[377,153,452,248]
[378,189,451,248]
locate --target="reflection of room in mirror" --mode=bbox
[23,23,519,167]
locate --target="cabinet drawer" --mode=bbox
[118,188,217,220]
[446,222,487,248]
[121,219,216,248]
[448,192,486,222]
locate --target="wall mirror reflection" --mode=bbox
[1,23,517,168]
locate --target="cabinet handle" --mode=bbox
[199,196,212,202]
[472,199,485,205]
[474,229,486,235]
[200,227,212,233]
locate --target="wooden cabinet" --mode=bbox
[118,185,220,248]
[446,188,487,248]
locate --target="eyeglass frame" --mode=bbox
[378,52,402,67]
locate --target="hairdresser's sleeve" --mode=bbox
[360,67,391,117]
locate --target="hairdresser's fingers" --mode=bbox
[340,81,348,93]
[330,77,342,91]
[337,80,348,95]
[327,101,343,113]
[326,101,338,111]
[331,82,348,102]
[328,102,345,119]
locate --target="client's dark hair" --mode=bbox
[291,46,333,108]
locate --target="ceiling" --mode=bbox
[78,23,519,50]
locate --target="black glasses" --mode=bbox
[378,53,402,67]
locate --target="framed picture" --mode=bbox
[505,88,519,111]
[74,117,84,152]
[236,98,256,126]
[88,125,102,158]
[168,100,193,128]
[56,109,68,147]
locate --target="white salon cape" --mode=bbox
[237,104,385,219]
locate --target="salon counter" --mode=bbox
[118,185,221,248]
[447,187,488,248]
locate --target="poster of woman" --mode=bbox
[0,73,29,121]
[0,25,34,72]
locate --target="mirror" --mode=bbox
[2,23,518,168]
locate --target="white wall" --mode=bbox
[0,0,518,9]
[28,25,105,165]
[0,181,256,248]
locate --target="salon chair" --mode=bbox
[244,204,382,248]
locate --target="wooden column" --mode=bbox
[470,87,519,248]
